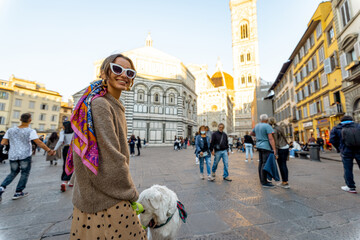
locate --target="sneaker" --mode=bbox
[0,187,4,202]
[68,183,74,187]
[223,177,232,182]
[262,183,275,188]
[341,186,357,193]
[289,155,295,158]
[211,172,216,178]
[200,174,205,180]
[207,176,215,181]
[61,183,66,192]
[54,161,57,166]
[278,182,290,189]
[12,192,29,200]
[245,160,248,162]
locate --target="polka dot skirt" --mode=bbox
[70,201,147,240]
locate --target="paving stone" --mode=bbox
[187,212,230,235]
[0,147,360,239]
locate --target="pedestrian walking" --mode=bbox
[136,136,141,156]
[46,132,61,166]
[205,126,212,139]
[128,135,136,156]
[251,114,277,188]
[210,123,232,181]
[269,118,290,189]
[228,136,234,153]
[184,137,188,149]
[308,134,316,144]
[316,137,325,152]
[195,126,215,181]
[244,131,254,162]
[330,115,360,194]
[0,113,56,201]
[54,121,74,192]
[66,54,146,239]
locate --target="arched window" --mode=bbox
[248,75,252,83]
[137,90,144,102]
[240,23,249,39]
[169,93,175,104]
[240,54,245,63]
[247,52,251,62]
[241,76,245,84]
[154,93,159,103]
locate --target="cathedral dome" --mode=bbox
[210,71,234,90]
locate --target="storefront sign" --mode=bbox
[303,121,313,128]
[317,118,329,127]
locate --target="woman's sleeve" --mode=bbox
[84,99,138,202]
[54,131,64,151]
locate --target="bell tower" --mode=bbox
[230,0,260,135]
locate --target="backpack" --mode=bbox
[341,124,360,148]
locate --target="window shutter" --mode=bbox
[296,110,299,120]
[295,92,298,103]
[321,72,328,87]
[340,52,349,79]
[324,58,331,74]
[302,67,307,78]
[308,60,313,72]
[323,96,330,113]
[355,41,360,59]
[313,55,317,69]
[311,81,315,93]
[304,86,309,97]
[306,39,311,53]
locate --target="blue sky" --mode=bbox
[0,0,325,100]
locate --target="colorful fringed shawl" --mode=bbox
[65,80,107,175]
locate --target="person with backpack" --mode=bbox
[330,115,360,194]
[316,137,325,153]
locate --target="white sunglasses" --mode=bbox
[110,63,137,79]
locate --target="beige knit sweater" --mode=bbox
[72,93,139,213]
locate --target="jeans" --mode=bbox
[342,152,360,189]
[1,156,32,192]
[61,146,72,181]
[290,149,299,157]
[130,144,135,155]
[229,144,233,152]
[245,143,253,160]
[277,148,289,182]
[199,155,211,175]
[320,145,324,152]
[212,150,229,178]
[258,149,271,185]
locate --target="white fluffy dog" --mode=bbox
[138,185,185,240]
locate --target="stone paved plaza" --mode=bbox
[1,147,360,240]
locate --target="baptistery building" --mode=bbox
[73,34,197,145]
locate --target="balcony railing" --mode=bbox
[326,103,344,116]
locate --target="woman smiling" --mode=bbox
[67,54,147,239]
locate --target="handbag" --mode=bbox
[215,133,224,150]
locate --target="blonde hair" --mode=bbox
[268,117,277,127]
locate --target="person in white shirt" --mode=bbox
[54,121,74,192]
[290,141,301,158]
[0,113,55,201]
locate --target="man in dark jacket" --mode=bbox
[330,115,360,194]
[210,123,232,181]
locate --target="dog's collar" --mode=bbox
[153,213,175,229]
[151,201,187,229]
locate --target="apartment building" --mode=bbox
[291,2,345,143]
[0,75,62,133]
[331,0,360,122]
